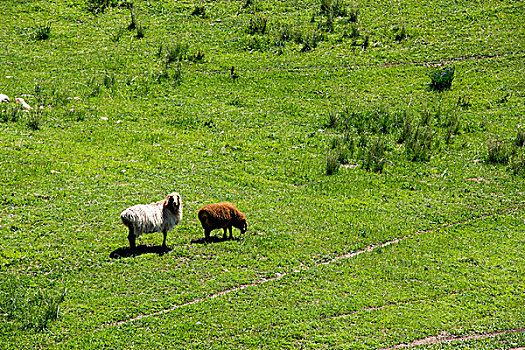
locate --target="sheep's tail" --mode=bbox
[198,209,211,227]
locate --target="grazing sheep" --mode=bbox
[0,94,9,103]
[120,192,182,249]
[198,202,247,241]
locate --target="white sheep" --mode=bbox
[0,94,9,103]
[120,192,183,249]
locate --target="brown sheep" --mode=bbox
[198,202,247,241]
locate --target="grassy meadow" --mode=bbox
[0,0,524,348]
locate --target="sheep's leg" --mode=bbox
[228,225,233,239]
[162,230,168,248]
[222,227,228,240]
[128,228,136,249]
[204,229,211,241]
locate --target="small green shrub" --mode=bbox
[154,61,183,85]
[376,108,403,134]
[275,23,304,48]
[362,137,386,173]
[457,95,471,108]
[110,28,126,42]
[239,0,262,13]
[135,23,145,38]
[66,108,86,122]
[326,110,339,129]
[300,29,324,52]
[87,76,116,96]
[429,65,455,92]
[393,25,407,42]
[405,125,434,162]
[34,23,51,40]
[487,139,510,165]
[153,70,169,83]
[330,136,353,165]
[241,35,272,52]
[27,114,41,131]
[357,132,368,149]
[188,51,205,63]
[420,108,433,126]
[276,25,319,48]
[191,5,206,17]
[166,43,188,65]
[247,16,268,35]
[123,3,144,37]
[497,91,511,104]
[230,66,239,79]
[127,3,136,30]
[326,150,340,175]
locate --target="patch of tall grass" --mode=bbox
[0,276,66,332]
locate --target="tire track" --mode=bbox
[379,328,525,349]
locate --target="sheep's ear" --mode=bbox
[165,195,174,207]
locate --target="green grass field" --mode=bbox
[1,0,524,348]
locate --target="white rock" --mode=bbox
[14,97,31,110]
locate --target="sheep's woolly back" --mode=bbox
[121,193,182,237]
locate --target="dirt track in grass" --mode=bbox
[379,328,525,349]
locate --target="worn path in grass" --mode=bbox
[380,329,525,349]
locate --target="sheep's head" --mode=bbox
[237,214,248,234]
[165,192,182,213]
